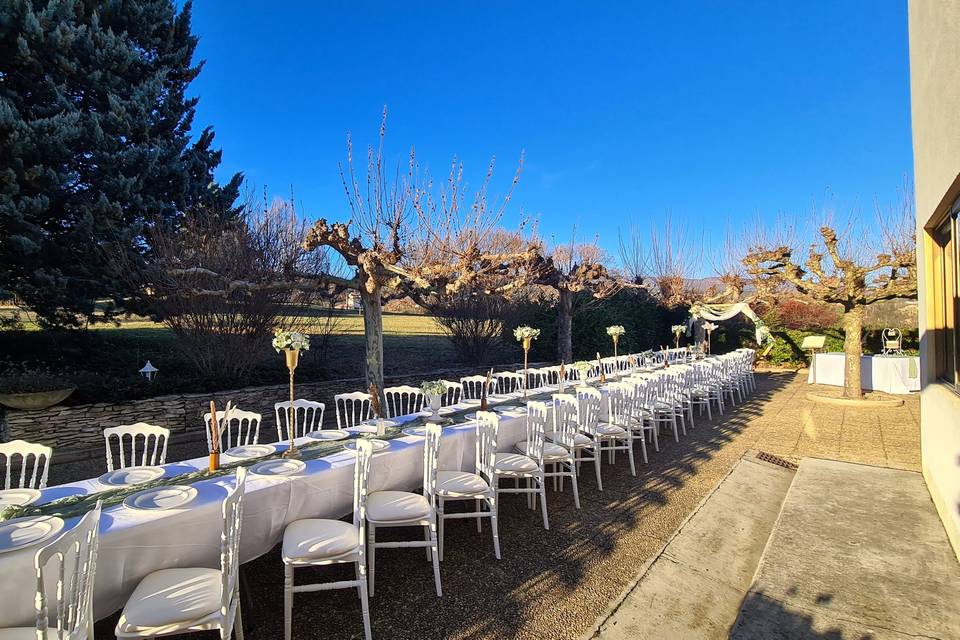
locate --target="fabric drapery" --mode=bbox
[687,302,772,344]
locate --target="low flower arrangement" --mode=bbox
[420,380,447,397]
[272,329,310,352]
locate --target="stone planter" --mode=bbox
[0,387,76,411]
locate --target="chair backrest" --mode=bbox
[219,467,247,637]
[601,358,618,375]
[103,423,169,472]
[523,368,545,389]
[352,439,374,528]
[460,375,496,400]
[607,382,633,427]
[439,380,463,406]
[422,424,443,501]
[541,366,562,385]
[552,394,579,449]
[335,392,372,428]
[0,439,52,490]
[493,372,524,393]
[274,399,325,441]
[32,501,102,640]
[475,412,498,484]
[383,385,425,418]
[576,387,602,436]
[203,409,261,451]
[523,402,548,462]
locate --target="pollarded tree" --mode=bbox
[302,112,536,394]
[743,215,916,399]
[0,0,241,327]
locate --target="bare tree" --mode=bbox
[301,109,536,395]
[620,217,703,307]
[743,197,917,399]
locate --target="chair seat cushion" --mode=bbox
[545,431,592,446]
[516,441,569,461]
[367,491,432,522]
[494,452,538,474]
[283,519,359,562]
[436,471,489,496]
[116,567,222,634]
[596,423,627,436]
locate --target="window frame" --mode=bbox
[930,199,960,387]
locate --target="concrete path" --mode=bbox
[589,453,796,640]
[732,458,960,640]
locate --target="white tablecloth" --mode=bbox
[807,353,920,394]
[0,388,586,627]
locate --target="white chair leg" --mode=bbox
[358,562,372,640]
[423,525,431,562]
[476,498,482,532]
[569,461,581,510]
[367,525,376,597]
[232,600,244,640]
[593,446,603,491]
[627,437,638,474]
[538,474,550,530]
[283,565,293,640]
[438,499,445,562]
[490,494,501,560]
[429,519,442,597]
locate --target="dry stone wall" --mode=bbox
[0,361,543,463]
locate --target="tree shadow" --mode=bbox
[731,589,872,639]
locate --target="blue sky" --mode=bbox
[188,1,912,274]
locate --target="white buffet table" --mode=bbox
[807,353,920,394]
[0,385,605,627]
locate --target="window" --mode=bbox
[931,201,959,387]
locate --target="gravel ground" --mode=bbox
[89,372,920,639]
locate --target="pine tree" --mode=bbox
[0,0,242,327]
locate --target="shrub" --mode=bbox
[0,363,74,394]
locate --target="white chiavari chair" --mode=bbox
[541,394,581,507]
[0,502,101,640]
[622,379,658,457]
[335,392,372,428]
[435,416,500,561]
[383,385,426,418]
[0,440,51,490]
[581,386,637,482]
[116,468,247,639]
[493,372,524,394]
[460,375,496,400]
[281,440,373,640]
[103,423,169,471]
[367,424,442,598]
[204,409,261,451]
[439,380,463,406]
[496,407,549,529]
[274,399,325,441]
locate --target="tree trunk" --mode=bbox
[360,284,385,400]
[557,289,573,363]
[842,305,864,399]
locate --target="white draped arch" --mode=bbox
[687,302,773,345]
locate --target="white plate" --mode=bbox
[494,405,522,414]
[99,466,165,487]
[123,486,198,511]
[401,426,427,437]
[463,412,479,421]
[0,516,65,554]
[224,444,275,459]
[305,429,349,441]
[249,459,306,477]
[343,439,390,453]
[0,488,42,508]
[437,407,456,415]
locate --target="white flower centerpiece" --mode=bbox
[273,330,310,458]
[671,324,686,349]
[573,361,593,386]
[420,380,447,421]
[703,321,718,354]
[514,326,540,397]
[606,325,625,360]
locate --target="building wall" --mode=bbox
[908,0,960,558]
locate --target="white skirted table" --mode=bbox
[807,353,920,394]
[0,384,617,627]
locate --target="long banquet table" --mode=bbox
[0,383,623,627]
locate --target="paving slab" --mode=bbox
[589,454,795,640]
[732,458,960,640]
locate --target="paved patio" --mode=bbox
[90,371,927,639]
